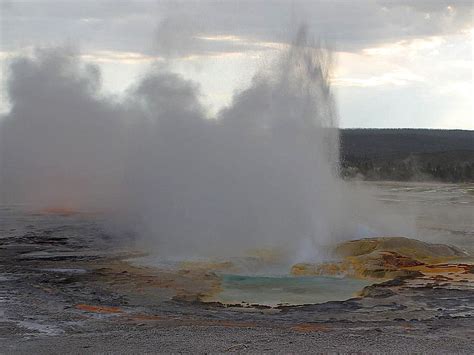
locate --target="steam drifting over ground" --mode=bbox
[0,28,413,264]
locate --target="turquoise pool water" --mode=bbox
[211,274,373,306]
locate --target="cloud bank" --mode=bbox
[2,0,472,55]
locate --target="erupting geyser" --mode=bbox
[0,27,385,265]
[123,27,345,261]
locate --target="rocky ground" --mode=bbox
[1,207,473,353]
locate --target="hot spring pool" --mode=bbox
[209,274,373,306]
[129,256,374,306]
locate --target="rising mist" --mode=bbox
[0,27,414,263]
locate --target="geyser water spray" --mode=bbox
[121,26,345,261]
[0,26,413,267]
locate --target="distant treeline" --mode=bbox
[339,129,474,182]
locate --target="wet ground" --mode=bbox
[1,182,474,353]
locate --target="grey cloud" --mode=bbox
[153,15,207,59]
[0,0,157,20]
[1,1,472,56]
[379,0,473,13]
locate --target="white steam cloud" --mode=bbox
[0,27,413,263]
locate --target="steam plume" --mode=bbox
[0,28,411,263]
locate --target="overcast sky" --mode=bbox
[1,0,472,128]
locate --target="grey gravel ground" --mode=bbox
[3,320,474,354]
[1,203,473,353]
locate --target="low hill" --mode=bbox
[339,129,474,182]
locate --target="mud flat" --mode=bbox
[1,207,474,353]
